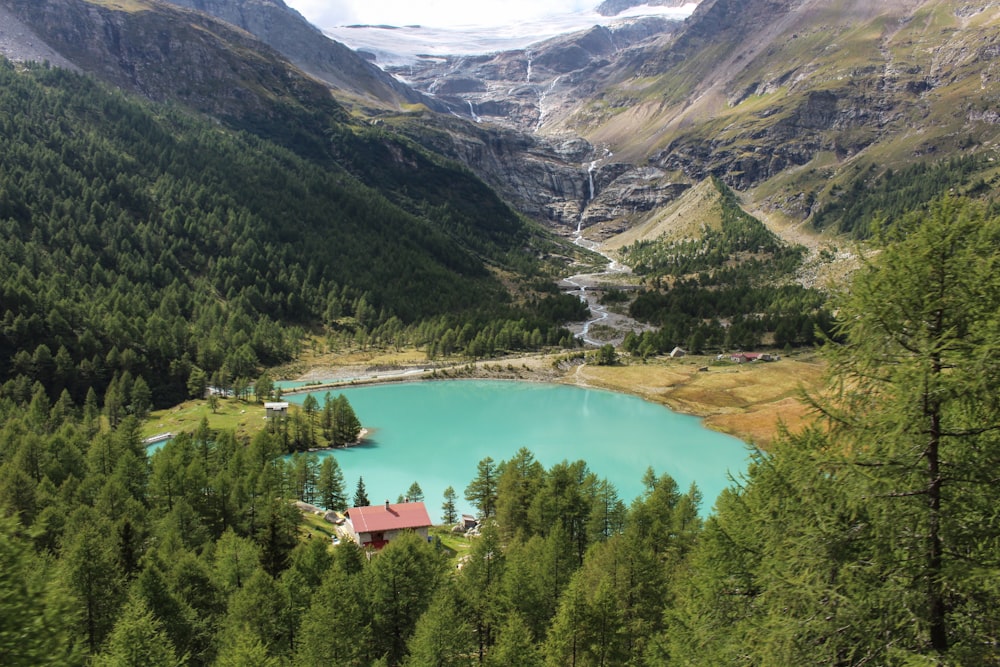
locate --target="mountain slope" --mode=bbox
[0,63,479,395]
[0,0,344,136]
[575,0,1000,218]
[162,0,443,110]
[0,0,551,253]
[0,2,594,406]
[395,0,1000,238]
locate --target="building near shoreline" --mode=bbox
[264,402,289,419]
[345,500,432,550]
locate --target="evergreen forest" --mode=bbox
[619,179,834,355]
[2,32,1000,667]
[1,196,998,666]
[0,60,582,410]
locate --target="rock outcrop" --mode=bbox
[163,0,442,110]
[0,0,340,122]
[391,16,684,134]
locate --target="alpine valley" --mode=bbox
[2,1,1000,665]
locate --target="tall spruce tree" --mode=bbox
[353,476,369,508]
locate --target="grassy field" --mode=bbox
[142,395,270,441]
[568,352,826,448]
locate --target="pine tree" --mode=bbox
[367,532,446,665]
[353,476,369,508]
[464,457,498,520]
[0,517,82,666]
[332,394,362,446]
[317,456,346,511]
[441,486,458,525]
[93,596,179,667]
[405,481,424,503]
[487,613,541,667]
[404,582,474,666]
[495,447,544,540]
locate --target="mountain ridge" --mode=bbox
[392,0,1000,237]
[162,0,445,110]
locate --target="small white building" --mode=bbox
[264,402,289,419]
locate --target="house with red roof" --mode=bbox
[345,500,433,550]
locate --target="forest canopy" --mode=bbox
[0,60,578,408]
[1,196,998,666]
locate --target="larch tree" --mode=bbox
[810,197,1000,660]
[317,456,346,511]
[405,481,424,503]
[93,596,179,667]
[440,486,458,525]
[465,456,498,521]
[0,516,83,666]
[404,581,474,667]
[366,532,446,665]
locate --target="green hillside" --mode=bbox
[617,178,831,354]
[0,60,577,407]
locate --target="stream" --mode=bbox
[563,223,647,346]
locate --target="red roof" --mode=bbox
[347,501,432,534]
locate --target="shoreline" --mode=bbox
[283,352,825,448]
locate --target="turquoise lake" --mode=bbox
[286,380,748,518]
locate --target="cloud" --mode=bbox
[286,0,596,29]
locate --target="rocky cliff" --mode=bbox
[163,0,442,110]
[385,14,692,232]
[0,0,340,123]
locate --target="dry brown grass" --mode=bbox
[568,354,826,447]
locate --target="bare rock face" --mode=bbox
[395,112,693,234]
[400,114,595,227]
[0,3,78,69]
[581,167,691,227]
[0,0,342,122]
[390,16,684,134]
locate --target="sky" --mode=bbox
[285,0,598,29]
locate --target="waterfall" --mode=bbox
[577,161,597,236]
[526,50,533,84]
[467,100,480,122]
[534,75,561,132]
